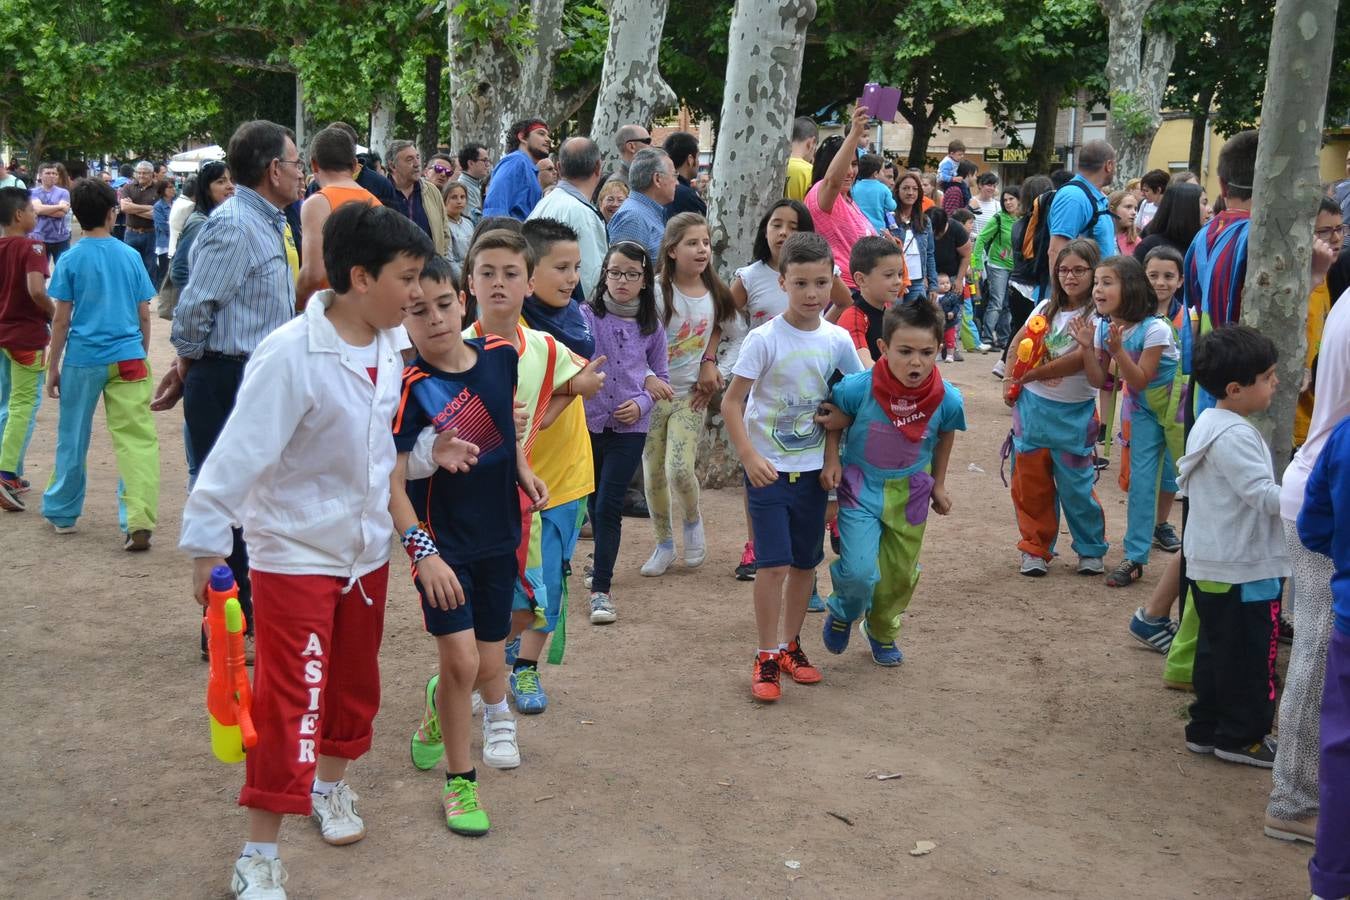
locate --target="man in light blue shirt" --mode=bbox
[1048,139,1118,262]
[607,147,676,262]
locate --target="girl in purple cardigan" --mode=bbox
[581,241,670,623]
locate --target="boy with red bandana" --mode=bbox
[820,301,965,666]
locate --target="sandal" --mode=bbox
[1105,560,1143,587]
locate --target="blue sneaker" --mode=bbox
[807,588,826,612]
[504,635,520,668]
[861,621,903,666]
[1128,607,1177,654]
[510,665,548,714]
[822,610,852,654]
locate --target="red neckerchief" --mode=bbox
[870,359,945,442]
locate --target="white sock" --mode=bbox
[778,642,789,652]
[484,698,509,716]
[759,648,780,657]
[241,842,279,860]
[311,777,338,796]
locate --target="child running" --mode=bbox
[509,217,597,712]
[1071,254,1182,587]
[393,255,547,836]
[43,178,159,547]
[837,235,903,368]
[583,241,669,622]
[1177,325,1288,768]
[723,231,865,702]
[728,199,849,580]
[0,187,53,510]
[1004,238,1108,577]
[641,213,737,576]
[821,301,965,665]
[179,203,433,899]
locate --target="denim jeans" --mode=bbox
[587,429,647,594]
[123,228,157,287]
[982,265,1012,347]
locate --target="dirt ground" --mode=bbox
[2,328,1313,899]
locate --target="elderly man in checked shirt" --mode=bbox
[153,119,305,654]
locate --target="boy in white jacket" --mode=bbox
[1176,325,1290,769]
[180,204,435,900]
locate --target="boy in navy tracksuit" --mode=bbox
[1299,414,1350,900]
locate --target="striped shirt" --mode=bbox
[172,185,295,359]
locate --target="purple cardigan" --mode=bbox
[582,304,669,433]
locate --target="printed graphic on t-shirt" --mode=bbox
[424,383,505,455]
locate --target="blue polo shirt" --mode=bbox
[1048,174,1117,260]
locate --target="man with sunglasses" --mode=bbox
[482,117,551,221]
[604,124,652,188]
[456,143,491,223]
[424,154,456,190]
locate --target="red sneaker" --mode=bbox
[751,652,781,702]
[779,639,822,684]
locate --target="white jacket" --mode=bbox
[178,293,403,581]
[1176,407,1291,583]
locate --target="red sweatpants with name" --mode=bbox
[238,564,388,816]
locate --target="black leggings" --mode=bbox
[1001,284,1037,362]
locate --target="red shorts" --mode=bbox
[238,564,388,816]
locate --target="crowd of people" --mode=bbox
[0,111,1348,900]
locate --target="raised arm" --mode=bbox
[816,106,870,214]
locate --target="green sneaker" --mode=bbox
[410,675,444,771]
[442,776,490,835]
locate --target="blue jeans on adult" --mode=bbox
[587,429,646,595]
[902,286,928,305]
[123,228,157,287]
[982,265,1013,347]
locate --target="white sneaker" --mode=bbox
[310,781,366,845]
[640,542,677,576]
[683,519,706,567]
[1077,555,1105,575]
[1019,552,1048,576]
[482,709,521,768]
[590,591,617,624]
[232,854,288,899]
[979,342,993,352]
[991,360,1006,378]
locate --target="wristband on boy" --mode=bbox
[400,525,440,563]
[701,355,717,364]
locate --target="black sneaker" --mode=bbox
[1093,457,1109,471]
[1278,617,1294,645]
[1214,736,1278,768]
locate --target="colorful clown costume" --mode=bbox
[825,365,965,644]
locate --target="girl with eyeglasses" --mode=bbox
[1003,238,1109,579]
[580,242,671,623]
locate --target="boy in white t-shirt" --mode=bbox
[723,232,865,703]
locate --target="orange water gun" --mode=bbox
[204,566,257,763]
[1004,314,1050,403]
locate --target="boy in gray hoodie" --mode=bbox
[1176,325,1290,768]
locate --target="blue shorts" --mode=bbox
[419,552,517,642]
[536,500,582,633]
[746,470,827,570]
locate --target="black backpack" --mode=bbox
[1027,179,1111,290]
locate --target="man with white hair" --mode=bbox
[606,147,676,262]
[118,161,160,284]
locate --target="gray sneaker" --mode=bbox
[1019,552,1048,576]
[1076,555,1105,575]
[589,591,617,624]
[1153,522,1182,552]
[1215,735,1278,768]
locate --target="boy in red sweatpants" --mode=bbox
[179,203,435,900]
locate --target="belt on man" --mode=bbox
[125,226,153,232]
[201,351,249,363]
